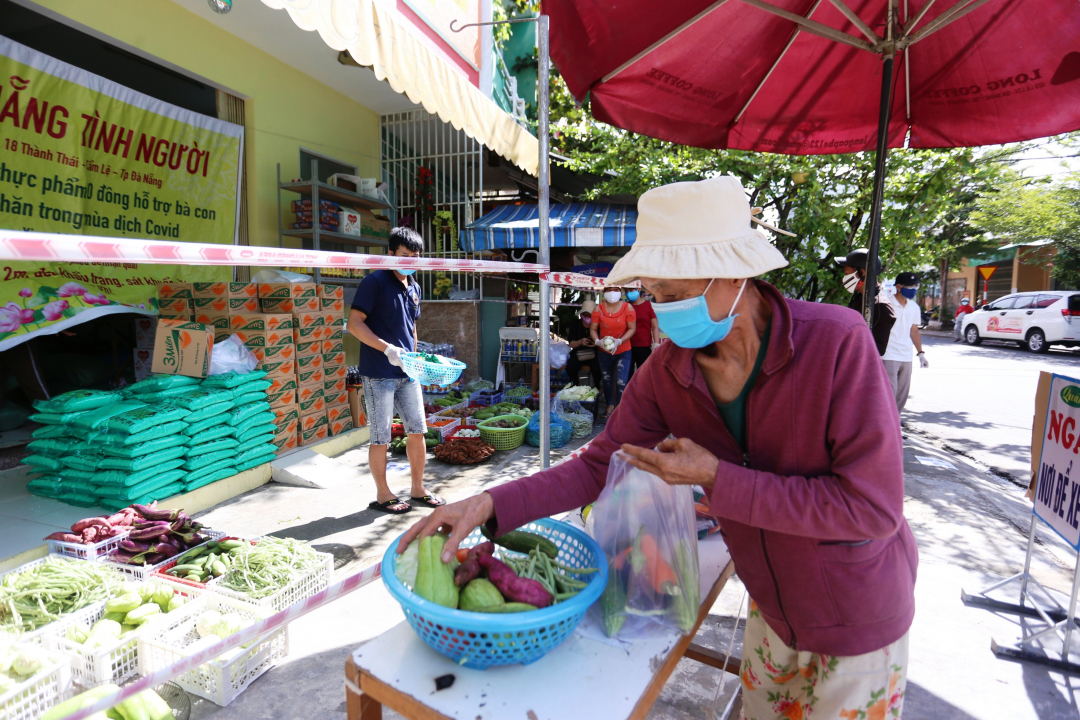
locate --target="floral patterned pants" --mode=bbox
[739,601,908,720]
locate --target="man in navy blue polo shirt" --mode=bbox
[347,227,444,514]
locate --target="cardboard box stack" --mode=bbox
[133,318,156,382]
[319,284,352,438]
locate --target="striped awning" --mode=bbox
[463,203,636,251]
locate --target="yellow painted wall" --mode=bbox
[31,0,382,249]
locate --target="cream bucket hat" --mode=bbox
[607,175,790,285]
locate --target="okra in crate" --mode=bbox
[43,578,203,688]
[211,536,334,612]
[137,594,288,706]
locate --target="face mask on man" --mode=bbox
[604,291,622,303]
[961,299,970,306]
[899,287,918,299]
[842,271,861,293]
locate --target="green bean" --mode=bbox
[219,537,323,600]
[0,558,122,632]
[551,559,599,575]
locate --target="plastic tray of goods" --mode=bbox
[211,548,335,613]
[105,530,226,582]
[429,399,467,416]
[0,556,113,644]
[138,593,288,707]
[469,390,503,406]
[152,536,250,591]
[45,529,131,563]
[445,426,482,442]
[425,416,460,440]
[42,577,204,688]
[0,645,73,720]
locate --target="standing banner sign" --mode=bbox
[1033,373,1080,550]
[0,36,242,351]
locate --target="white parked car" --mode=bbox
[962,291,1080,353]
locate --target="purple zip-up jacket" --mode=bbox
[488,281,918,657]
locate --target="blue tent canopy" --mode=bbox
[462,203,636,251]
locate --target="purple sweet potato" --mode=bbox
[44,532,81,543]
[454,542,495,587]
[477,552,551,608]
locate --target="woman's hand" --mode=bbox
[621,438,720,489]
[398,492,495,563]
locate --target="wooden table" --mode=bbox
[345,536,736,720]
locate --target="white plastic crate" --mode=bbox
[45,529,131,562]
[104,530,225,581]
[211,551,334,612]
[138,594,288,706]
[0,647,72,720]
[0,556,118,642]
[43,578,204,688]
[426,416,460,440]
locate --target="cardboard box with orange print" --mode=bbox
[320,298,344,314]
[322,351,345,368]
[274,430,299,452]
[260,297,294,314]
[158,298,191,317]
[259,343,295,363]
[348,386,364,427]
[329,417,354,436]
[299,410,327,432]
[325,403,349,424]
[194,282,256,299]
[297,384,324,406]
[294,325,325,344]
[297,367,324,388]
[318,284,344,300]
[301,424,328,446]
[292,311,326,329]
[272,403,299,426]
[158,282,194,300]
[296,353,322,372]
[275,416,299,437]
[193,311,230,334]
[299,394,325,417]
[235,328,292,349]
[324,324,343,341]
[258,359,295,380]
[267,389,297,409]
[267,375,298,395]
[228,297,260,313]
[324,364,347,382]
[295,340,321,359]
[321,338,344,355]
[151,319,213,378]
[192,296,229,314]
[258,282,317,299]
[324,378,347,395]
[323,390,347,407]
[229,313,293,333]
[290,297,321,314]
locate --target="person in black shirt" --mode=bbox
[834,248,896,356]
[563,301,601,389]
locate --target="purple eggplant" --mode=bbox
[132,504,182,522]
[143,552,165,564]
[150,541,180,558]
[187,533,205,546]
[129,522,171,540]
[119,539,152,554]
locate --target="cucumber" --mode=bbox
[476,603,537,613]
[211,560,227,577]
[171,564,204,574]
[219,539,245,551]
[481,525,558,559]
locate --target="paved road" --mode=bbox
[904,334,1080,483]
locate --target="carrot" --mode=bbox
[455,548,470,563]
[640,533,680,594]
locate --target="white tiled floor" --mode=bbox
[0,468,106,560]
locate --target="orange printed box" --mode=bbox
[193,311,230,332]
[258,359,295,378]
[228,313,266,332]
[325,404,349,424]
[325,326,343,341]
[267,389,297,409]
[261,343,295,362]
[228,297,260,313]
[290,297,320,314]
[192,297,229,313]
[194,282,257,298]
[294,326,325,343]
[258,282,317,299]
[151,319,212,378]
[274,431,298,452]
[299,411,327,432]
[236,328,292,347]
[158,282,194,299]
[275,417,299,436]
[299,394,325,416]
[297,384,324,405]
[292,312,324,329]
[296,354,322,371]
[318,284,343,300]
[320,312,341,328]
[260,298,294,314]
[320,298,344,313]
[321,339,344,355]
[295,340,321,359]
[324,365,347,381]
[329,417,354,436]
[323,378,347,395]
[301,424,328,446]
[158,298,191,315]
[322,352,345,368]
[268,376,298,395]
[271,404,299,425]
[297,367,325,387]
[323,390,347,407]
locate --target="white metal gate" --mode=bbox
[380,111,484,300]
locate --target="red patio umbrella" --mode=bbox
[546,0,1080,321]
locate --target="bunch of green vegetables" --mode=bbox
[219,536,324,600]
[0,558,122,633]
[64,580,185,648]
[503,385,532,398]
[41,683,174,720]
[160,538,246,583]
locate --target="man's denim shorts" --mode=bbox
[362,376,427,445]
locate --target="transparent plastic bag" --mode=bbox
[588,451,700,639]
[549,342,570,369]
[209,334,258,375]
[525,411,572,448]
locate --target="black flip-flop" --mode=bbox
[369,498,412,514]
[410,494,446,508]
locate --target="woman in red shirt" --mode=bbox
[591,287,636,418]
[627,288,658,381]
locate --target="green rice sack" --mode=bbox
[234,411,276,436]
[234,452,276,473]
[71,400,149,432]
[241,380,272,394]
[235,423,277,444]
[34,388,123,413]
[27,476,64,498]
[186,437,239,457]
[24,454,64,472]
[58,492,101,508]
[26,438,77,456]
[106,404,189,434]
[127,374,201,394]
[60,452,103,472]
[225,402,272,427]
[184,467,237,492]
[30,410,90,425]
[183,457,236,483]
[235,433,275,453]
[91,421,189,447]
[96,469,187,500]
[94,459,186,487]
[235,444,277,465]
[133,385,200,403]
[31,424,72,440]
[99,434,189,459]
[185,424,234,446]
[62,479,99,493]
[54,468,97,483]
[168,387,235,411]
[146,480,185,501]
[184,401,234,423]
[98,446,186,472]
[230,391,267,408]
[182,449,234,471]
[184,412,230,436]
[201,370,268,389]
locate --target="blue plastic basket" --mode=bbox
[400,352,466,387]
[381,518,608,669]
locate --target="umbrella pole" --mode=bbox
[538,14,552,469]
[862,53,895,328]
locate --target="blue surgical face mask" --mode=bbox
[899,287,917,299]
[653,279,747,349]
[626,290,641,301]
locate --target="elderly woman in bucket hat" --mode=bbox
[402,176,917,719]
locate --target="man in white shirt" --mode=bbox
[882,271,928,413]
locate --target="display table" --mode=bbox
[345,535,735,720]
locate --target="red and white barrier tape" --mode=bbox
[540,272,640,289]
[0,230,549,274]
[60,562,383,720]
